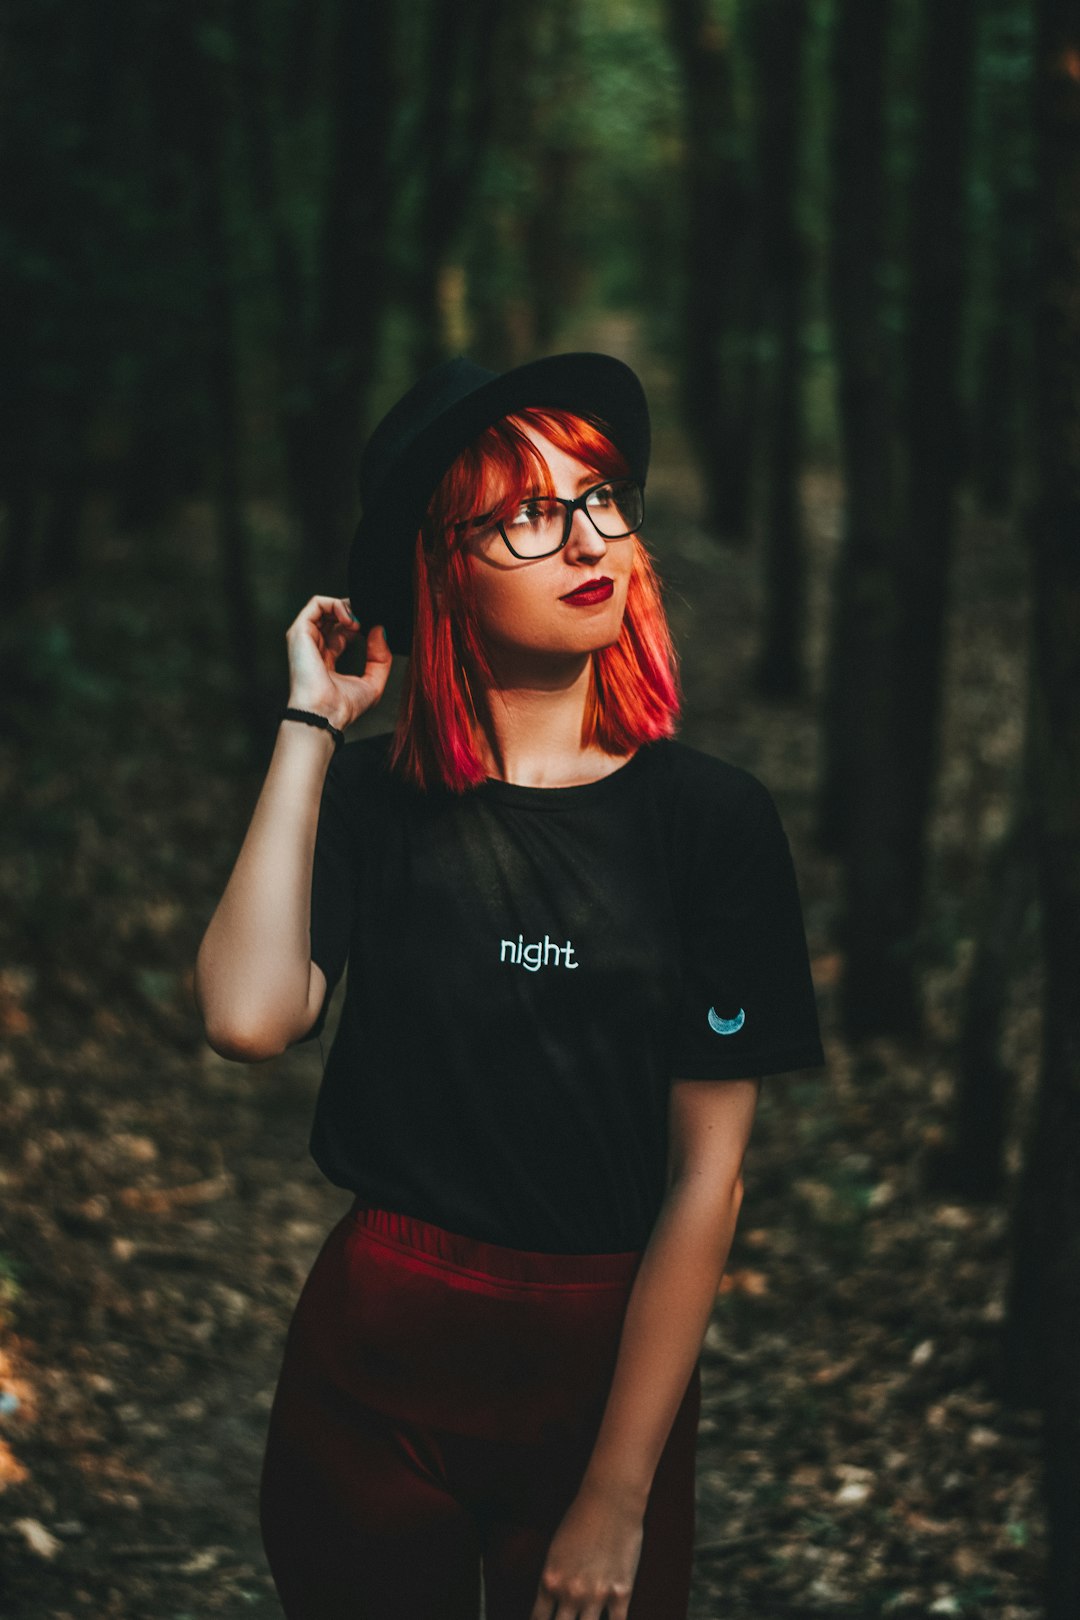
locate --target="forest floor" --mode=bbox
[0,316,1046,1618]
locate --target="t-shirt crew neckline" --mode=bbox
[476,743,653,809]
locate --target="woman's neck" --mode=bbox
[476,654,630,788]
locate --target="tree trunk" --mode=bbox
[664,0,758,542]
[235,0,396,607]
[838,0,977,1038]
[927,734,1037,1201]
[0,327,39,612]
[40,398,92,586]
[820,0,923,1037]
[521,0,582,354]
[463,0,581,371]
[818,0,896,858]
[970,1,1037,517]
[115,6,210,537]
[293,0,396,590]
[116,3,209,534]
[526,143,582,351]
[751,0,811,701]
[190,10,264,751]
[4,0,138,574]
[233,0,311,511]
[883,0,977,1034]
[1002,7,1080,1613]
[410,0,507,375]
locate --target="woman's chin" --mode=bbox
[485,618,625,663]
[558,605,627,654]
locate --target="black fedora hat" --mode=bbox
[347,352,650,655]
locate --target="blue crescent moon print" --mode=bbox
[708,1005,745,1035]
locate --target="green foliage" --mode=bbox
[0,0,1043,541]
[571,1,685,307]
[446,0,688,357]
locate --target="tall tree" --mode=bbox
[297,0,397,585]
[519,0,583,354]
[749,0,812,700]
[462,0,586,371]
[969,0,1037,517]
[665,0,760,541]
[0,0,47,606]
[820,0,914,1035]
[236,0,398,598]
[409,0,510,375]
[117,2,215,535]
[1,0,164,599]
[819,0,895,849]
[189,7,264,743]
[885,0,977,1029]
[832,0,976,1037]
[930,700,1037,1200]
[1001,6,1080,1614]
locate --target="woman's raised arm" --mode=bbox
[193,599,390,1061]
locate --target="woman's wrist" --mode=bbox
[278,710,342,753]
[284,696,350,735]
[575,1469,651,1519]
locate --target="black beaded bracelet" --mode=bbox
[280,708,345,751]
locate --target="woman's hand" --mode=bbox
[285,596,392,733]
[529,1482,645,1620]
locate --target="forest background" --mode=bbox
[2,0,1079,1617]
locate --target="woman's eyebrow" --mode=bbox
[487,469,604,507]
[456,507,496,531]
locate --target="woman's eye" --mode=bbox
[509,500,545,526]
[587,485,614,507]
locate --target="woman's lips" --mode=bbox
[560,577,614,605]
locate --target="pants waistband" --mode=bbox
[348,1198,643,1289]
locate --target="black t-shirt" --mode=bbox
[297,732,825,1253]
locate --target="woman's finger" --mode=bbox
[290,598,366,666]
[358,625,393,698]
[362,623,391,668]
[290,595,358,634]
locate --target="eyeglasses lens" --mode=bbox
[501,482,643,557]
[591,481,643,537]
[502,502,565,556]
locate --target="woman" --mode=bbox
[194,352,826,1620]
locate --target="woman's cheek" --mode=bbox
[470,579,539,648]
[487,569,555,636]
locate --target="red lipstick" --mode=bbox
[560,576,614,605]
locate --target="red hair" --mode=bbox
[389,406,681,792]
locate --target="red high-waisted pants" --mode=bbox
[258,1198,701,1619]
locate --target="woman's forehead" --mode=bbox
[478,443,553,506]
[479,425,600,502]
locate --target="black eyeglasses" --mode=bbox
[458,479,645,560]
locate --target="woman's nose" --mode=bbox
[564,505,607,561]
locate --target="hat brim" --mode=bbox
[348,352,650,656]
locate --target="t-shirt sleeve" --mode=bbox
[293,743,360,1044]
[670,770,825,1081]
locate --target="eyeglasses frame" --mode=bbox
[455,478,646,560]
